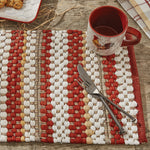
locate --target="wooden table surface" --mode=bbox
[0,0,149,149]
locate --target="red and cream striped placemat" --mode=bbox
[0,30,147,144]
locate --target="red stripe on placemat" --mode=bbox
[127,35,147,143]
[40,30,53,143]
[67,30,87,144]
[6,30,24,142]
[102,55,124,144]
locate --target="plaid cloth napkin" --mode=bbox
[118,0,150,38]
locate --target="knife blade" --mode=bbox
[77,64,94,85]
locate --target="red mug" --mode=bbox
[87,6,141,56]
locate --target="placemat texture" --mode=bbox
[118,0,150,39]
[0,30,147,144]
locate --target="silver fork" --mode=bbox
[78,76,136,122]
[76,77,126,135]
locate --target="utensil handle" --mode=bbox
[97,95,125,135]
[101,94,136,122]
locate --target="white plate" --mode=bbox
[0,0,42,23]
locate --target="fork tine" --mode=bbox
[75,78,85,89]
[79,74,91,85]
[79,75,90,87]
[84,80,90,87]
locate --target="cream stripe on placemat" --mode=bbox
[23,31,37,142]
[0,30,11,142]
[49,30,70,143]
[85,47,106,144]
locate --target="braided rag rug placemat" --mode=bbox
[0,30,147,144]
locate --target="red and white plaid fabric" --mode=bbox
[118,0,150,38]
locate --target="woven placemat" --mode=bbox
[0,30,147,144]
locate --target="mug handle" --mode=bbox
[121,26,141,46]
